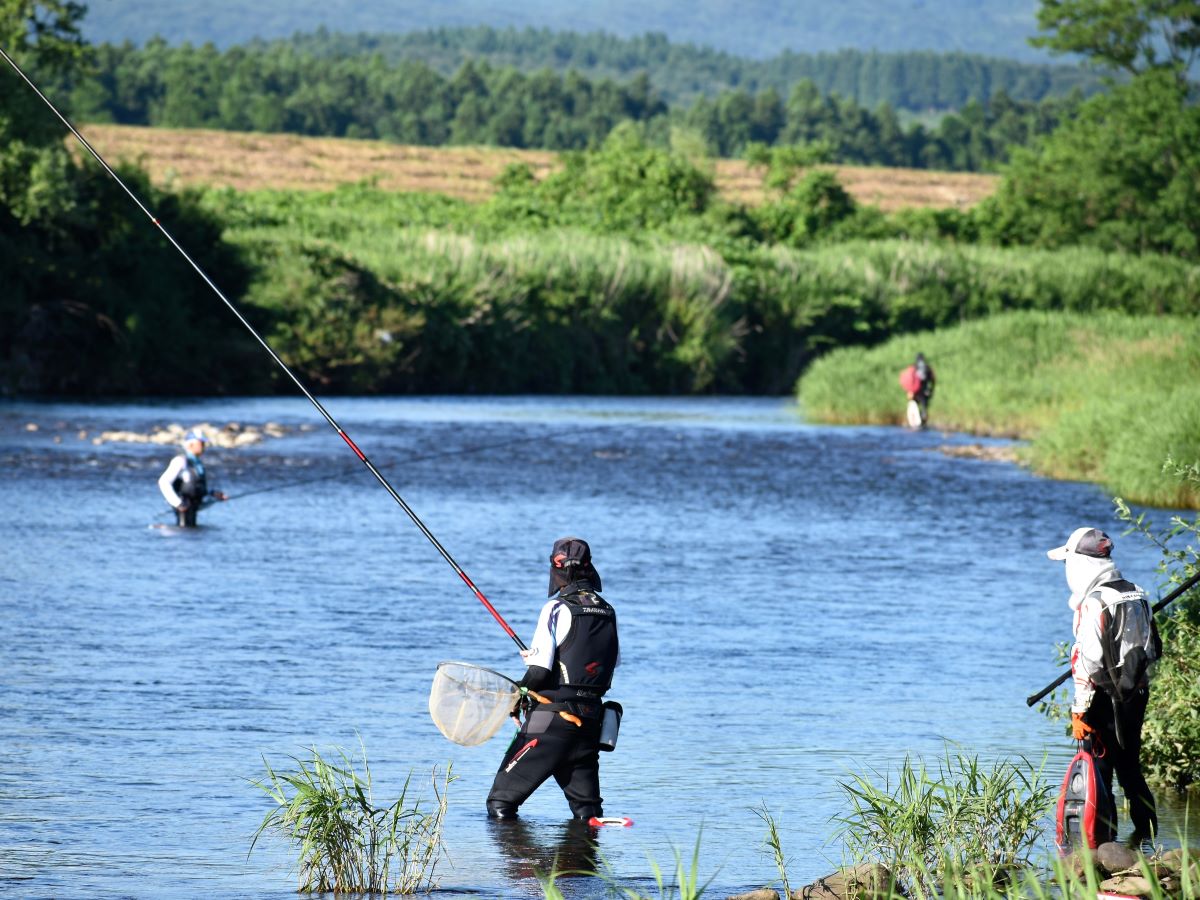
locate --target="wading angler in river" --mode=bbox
[487,537,621,822]
[157,429,228,527]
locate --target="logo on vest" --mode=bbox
[585,661,603,676]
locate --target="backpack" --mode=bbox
[1095,581,1161,704]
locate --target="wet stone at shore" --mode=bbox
[1071,843,1200,899]
[727,863,895,900]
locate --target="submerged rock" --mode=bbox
[937,443,1020,464]
[727,890,779,900]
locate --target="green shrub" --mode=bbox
[1116,465,1200,792]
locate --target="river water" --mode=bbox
[0,396,1189,899]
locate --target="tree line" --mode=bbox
[56,40,1078,171]
[282,27,1105,110]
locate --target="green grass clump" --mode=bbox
[250,741,453,894]
[834,747,1053,896]
[797,310,1200,507]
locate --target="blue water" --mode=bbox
[0,396,1189,899]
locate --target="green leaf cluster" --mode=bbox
[1,2,262,394]
[978,69,1200,258]
[1116,477,1200,792]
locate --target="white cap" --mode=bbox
[1046,527,1113,561]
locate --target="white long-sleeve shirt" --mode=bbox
[157,454,191,508]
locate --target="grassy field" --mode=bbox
[77,123,998,211]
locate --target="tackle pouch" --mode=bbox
[598,700,623,752]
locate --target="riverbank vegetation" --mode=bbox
[835,749,1053,894]
[1117,470,1200,791]
[797,311,1200,507]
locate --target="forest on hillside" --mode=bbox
[78,0,1053,62]
[55,40,1080,171]
[277,29,1104,110]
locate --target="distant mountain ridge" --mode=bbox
[80,0,1051,62]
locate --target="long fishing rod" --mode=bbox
[0,45,529,651]
[1025,566,1200,707]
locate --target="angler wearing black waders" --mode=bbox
[157,430,227,527]
[487,538,620,821]
[1049,527,1162,851]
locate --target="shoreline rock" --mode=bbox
[90,421,290,448]
[936,442,1022,464]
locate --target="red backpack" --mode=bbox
[898,365,921,396]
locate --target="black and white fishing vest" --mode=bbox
[173,454,207,502]
[544,587,619,704]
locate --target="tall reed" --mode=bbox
[573,831,715,900]
[250,741,453,893]
[834,746,1053,896]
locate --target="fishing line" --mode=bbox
[1,45,529,650]
[153,422,612,521]
[212,423,612,504]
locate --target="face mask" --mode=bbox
[1064,553,1119,608]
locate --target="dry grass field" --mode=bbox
[79,123,998,211]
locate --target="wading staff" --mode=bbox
[1025,566,1200,707]
[1,45,528,652]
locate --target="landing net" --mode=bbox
[429,661,519,746]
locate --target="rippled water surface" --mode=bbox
[0,396,1188,899]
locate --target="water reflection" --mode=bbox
[487,818,600,883]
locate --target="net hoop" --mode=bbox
[429,660,521,747]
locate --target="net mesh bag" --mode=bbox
[429,661,520,746]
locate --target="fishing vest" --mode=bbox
[1093,579,1160,704]
[545,588,618,703]
[173,454,207,501]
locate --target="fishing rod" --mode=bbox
[0,45,529,652]
[1025,567,1200,707]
